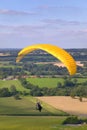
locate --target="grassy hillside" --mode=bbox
[0,96,67,116]
[0,79,29,92]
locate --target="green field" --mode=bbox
[0,79,29,92]
[0,96,67,116]
[27,77,87,88]
[0,77,87,91]
[0,96,72,130]
[0,78,87,129]
[0,116,87,130]
[27,77,64,88]
[0,96,86,130]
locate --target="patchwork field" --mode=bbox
[37,96,87,116]
[0,79,87,129]
[0,77,87,90]
[27,77,87,88]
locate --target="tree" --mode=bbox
[57,82,62,88]
[63,78,75,87]
[70,92,75,99]
[0,88,11,97]
[76,86,87,97]
[14,94,21,100]
[73,78,78,85]
[10,85,17,95]
[30,87,43,96]
[79,96,82,102]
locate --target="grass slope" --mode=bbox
[0,96,67,116]
[0,116,87,130]
[0,79,29,92]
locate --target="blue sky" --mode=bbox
[0,0,87,48]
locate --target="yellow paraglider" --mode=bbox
[16,44,77,75]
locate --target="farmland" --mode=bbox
[0,77,87,90]
[0,48,87,78]
[27,77,87,88]
[0,96,69,130]
[37,96,87,116]
[0,48,87,129]
[27,77,64,88]
[0,77,87,98]
[0,96,67,116]
[0,96,87,130]
[0,116,87,130]
[0,79,29,92]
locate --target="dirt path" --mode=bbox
[36,96,87,116]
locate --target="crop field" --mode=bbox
[0,96,86,130]
[0,95,81,130]
[37,96,87,116]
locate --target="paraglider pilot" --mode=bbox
[36,102,42,112]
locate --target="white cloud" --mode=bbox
[0,24,87,48]
[0,9,36,15]
[42,19,86,26]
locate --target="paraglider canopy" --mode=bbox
[16,44,77,76]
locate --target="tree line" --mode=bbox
[19,77,87,99]
[1,77,87,101]
[0,85,21,99]
[0,63,86,79]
